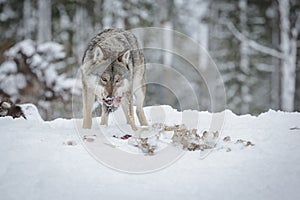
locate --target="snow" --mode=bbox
[44,65,57,86]
[30,54,43,67]
[0,104,300,200]
[37,42,66,61]
[0,74,26,96]
[15,74,27,89]
[6,39,35,58]
[0,61,17,74]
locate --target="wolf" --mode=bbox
[81,29,148,130]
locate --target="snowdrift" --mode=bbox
[0,104,300,200]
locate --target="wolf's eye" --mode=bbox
[115,78,120,83]
[101,77,107,83]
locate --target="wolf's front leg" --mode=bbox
[100,104,109,125]
[82,81,94,129]
[121,95,137,131]
[134,84,148,126]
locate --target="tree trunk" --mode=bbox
[271,1,280,109]
[239,0,249,113]
[37,0,52,44]
[279,0,296,111]
[158,0,174,106]
[73,5,93,63]
[94,0,104,30]
[23,0,32,39]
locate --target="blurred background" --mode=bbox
[0,0,299,120]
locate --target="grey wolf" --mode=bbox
[81,28,148,130]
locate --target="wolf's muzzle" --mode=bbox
[103,96,114,107]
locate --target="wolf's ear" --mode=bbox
[119,50,131,66]
[93,46,104,63]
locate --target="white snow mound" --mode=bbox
[0,104,300,200]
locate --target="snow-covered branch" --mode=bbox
[0,40,79,120]
[220,20,284,60]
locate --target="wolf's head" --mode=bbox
[90,47,132,112]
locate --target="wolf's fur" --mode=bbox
[81,28,148,130]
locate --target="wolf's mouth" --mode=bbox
[102,96,122,112]
[103,96,114,107]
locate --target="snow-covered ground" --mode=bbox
[0,104,300,200]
